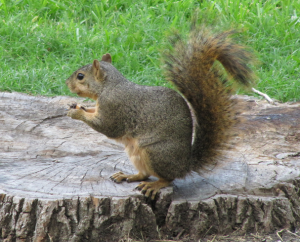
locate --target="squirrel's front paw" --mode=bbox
[68,103,78,109]
[67,108,85,120]
[68,103,87,111]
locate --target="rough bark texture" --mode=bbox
[0,92,300,241]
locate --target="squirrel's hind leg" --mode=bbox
[110,171,149,183]
[136,179,172,200]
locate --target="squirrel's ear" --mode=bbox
[101,53,112,63]
[92,60,105,81]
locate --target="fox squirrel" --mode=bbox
[66,27,255,200]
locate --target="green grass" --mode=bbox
[0,0,300,102]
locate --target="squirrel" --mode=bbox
[66,26,255,200]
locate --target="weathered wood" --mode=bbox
[0,92,300,241]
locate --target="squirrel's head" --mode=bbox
[66,53,113,100]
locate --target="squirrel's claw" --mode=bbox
[110,171,126,183]
[80,105,87,111]
[111,172,149,184]
[67,103,87,111]
[136,180,171,200]
[138,182,159,200]
[68,103,77,109]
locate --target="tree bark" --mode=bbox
[0,92,300,241]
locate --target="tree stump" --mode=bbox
[0,92,300,241]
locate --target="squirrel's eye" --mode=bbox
[77,73,84,80]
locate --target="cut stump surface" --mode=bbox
[0,92,300,241]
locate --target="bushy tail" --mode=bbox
[163,27,255,170]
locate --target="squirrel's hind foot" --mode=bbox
[110,171,148,183]
[136,179,171,200]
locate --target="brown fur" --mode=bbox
[163,27,255,170]
[66,26,256,199]
[115,136,156,178]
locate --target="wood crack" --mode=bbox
[29,114,66,132]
